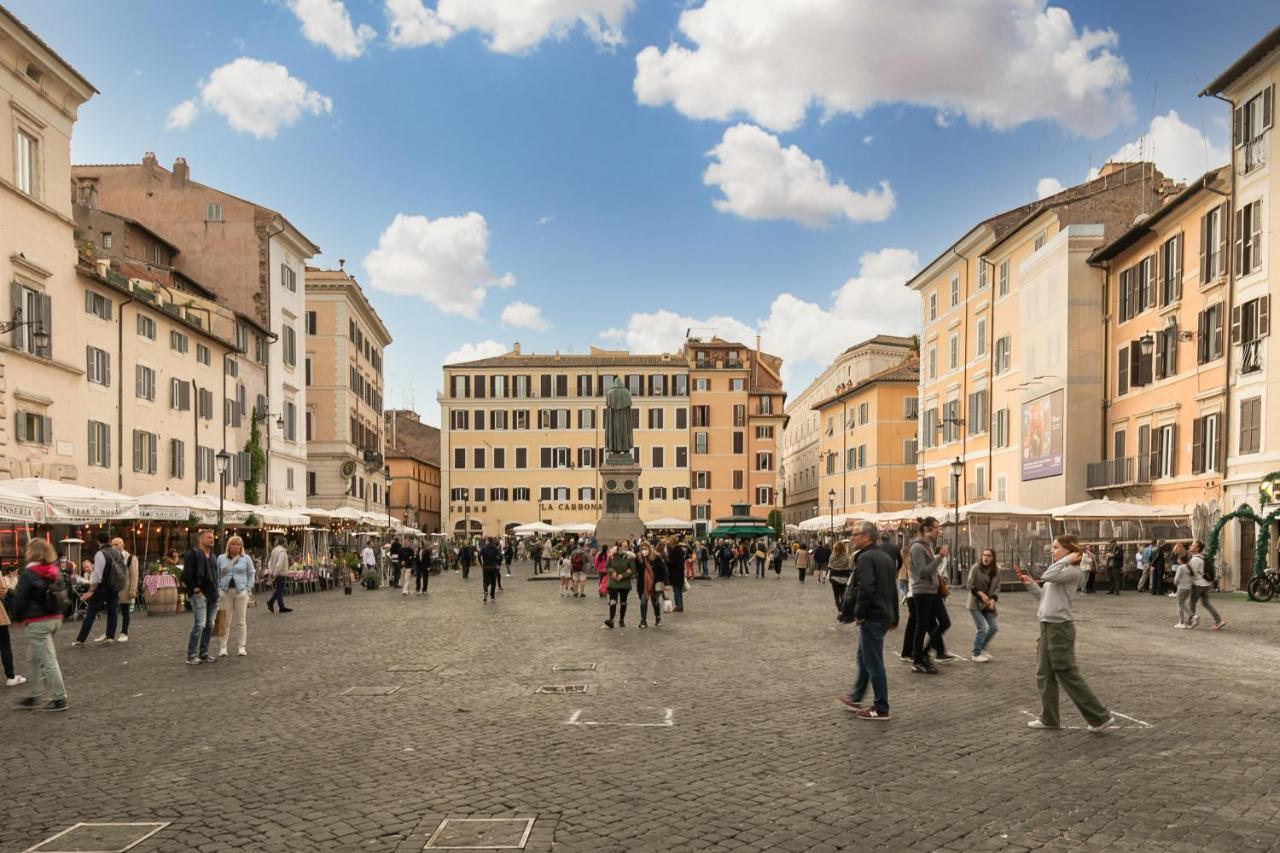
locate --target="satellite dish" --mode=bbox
[340,460,357,478]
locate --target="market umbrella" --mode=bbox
[513,521,559,536]
[0,484,47,523]
[644,517,694,530]
[4,478,139,523]
[1048,499,1174,519]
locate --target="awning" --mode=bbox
[0,484,46,523]
[1049,499,1180,520]
[187,494,254,525]
[644,517,693,530]
[512,521,559,535]
[708,524,775,538]
[953,500,1051,522]
[135,489,201,521]
[258,506,310,526]
[559,522,597,534]
[4,478,139,523]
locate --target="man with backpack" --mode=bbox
[72,532,124,648]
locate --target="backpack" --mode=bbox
[43,571,70,616]
[103,547,128,593]
[571,551,584,572]
[1202,558,1217,584]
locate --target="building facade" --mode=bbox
[440,340,785,539]
[1201,29,1279,579]
[812,358,920,518]
[779,336,915,524]
[909,164,1173,510]
[385,409,441,534]
[304,266,391,513]
[70,154,319,506]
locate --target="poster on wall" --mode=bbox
[1021,390,1064,481]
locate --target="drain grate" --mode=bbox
[551,663,597,672]
[337,686,401,696]
[534,684,589,695]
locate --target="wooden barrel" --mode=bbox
[144,586,179,614]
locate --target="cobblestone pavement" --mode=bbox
[5,563,1280,853]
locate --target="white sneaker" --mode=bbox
[117,634,128,643]
[218,648,228,657]
[237,647,247,656]
[92,634,108,644]
[1174,623,1187,629]
[1027,718,1059,730]
[1087,715,1116,733]
[971,654,991,662]
[5,675,26,687]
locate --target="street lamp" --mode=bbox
[827,488,836,537]
[384,469,392,534]
[215,449,232,548]
[0,308,50,352]
[950,457,964,581]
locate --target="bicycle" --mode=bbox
[1246,567,1280,602]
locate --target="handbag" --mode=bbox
[937,574,950,599]
[654,581,665,593]
[212,606,228,638]
[662,597,674,613]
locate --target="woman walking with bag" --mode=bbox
[11,539,68,711]
[635,543,668,628]
[826,541,853,615]
[216,535,255,657]
[1017,535,1113,732]
[967,549,1000,662]
[603,544,635,629]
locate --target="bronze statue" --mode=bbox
[605,378,633,456]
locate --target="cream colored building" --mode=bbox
[780,336,915,524]
[440,339,785,538]
[304,266,391,513]
[1201,28,1279,575]
[813,358,920,517]
[909,164,1173,510]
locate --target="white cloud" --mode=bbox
[1100,110,1229,184]
[635,0,1131,136]
[288,0,377,59]
[862,135,874,145]
[703,123,894,227]
[364,212,514,318]
[1036,177,1065,199]
[170,58,332,139]
[443,339,508,365]
[536,214,555,226]
[604,248,920,384]
[599,327,626,342]
[385,0,634,54]
[166,99,199,130]
[500,301,550,331]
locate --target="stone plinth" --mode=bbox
[595,460,644,543]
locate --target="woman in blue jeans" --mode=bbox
[967,549,1000,662]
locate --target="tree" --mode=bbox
[766,509,783,537]
[243,409,266,505]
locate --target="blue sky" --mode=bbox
[11,0,1273,422]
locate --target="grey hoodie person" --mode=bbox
[909,537,944,596]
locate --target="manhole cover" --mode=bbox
[388,664,439,672]
[551,663,597,672]
[26,822,170,853]
[534,684,590,695]
[338,686,401,696]
[424,817,535,850]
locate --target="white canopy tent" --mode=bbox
[5,478,139,523]
[186,494,255,525]
[258,506,310,526]
[558,522,597,534]
[1049,499,1174,519]
[0,484,47,523]
[644,517,693,530]
[953,500,1052,522]
[512,521,559,536]
[135,489,201,521]
[798,512,864,531]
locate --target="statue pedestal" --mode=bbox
[595,461,645,543]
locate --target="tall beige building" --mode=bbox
[304,266,391,512]
[779,336,915,524]
[440,339,785,538]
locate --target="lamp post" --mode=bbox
[827,488,836,538]
[950,457,963,580]
[215,449,232,548]
[384,469,393,535]
[0,308,50,352]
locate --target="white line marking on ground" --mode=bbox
[565,708,673,727]
[1112,711,1153,727]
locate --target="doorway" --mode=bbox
[1238,519,1256,589]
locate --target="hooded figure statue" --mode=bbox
[605,378,633,457]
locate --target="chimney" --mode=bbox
[171,157,189,187]
[512,342,521,355]
[142,151,157,170]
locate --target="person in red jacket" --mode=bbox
[11,539,69,712]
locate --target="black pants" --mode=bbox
[76,585,119,642]
[830,577,849,611]
[0,625,13,679]
[910,594,943,664]
[415,567,429,593]
[1108,567,1122,594]
[755,558,765,578]
[268,576,287,610]
[119,602,131,635]
[482,567,499,599]
[1151,567,1165,595]
[1085,571,1096,593]
[798,566,806,582]
[532,557,541,574]
[461,561,471,580]
[698,558,708,577]
[608,588,629,624]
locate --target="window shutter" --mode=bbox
[41,415,51,444]
[1265,85,1274,131]
[1174,232,1184,301]
[1234,104,1244,146]
[1130,344,1142,387]
[1260,295,1270,338]
[1140,346,1153,386]
[1154,333,1165,380]
[1167,424,1177,477]
[1197,311,1209,364]
[10,284,21,348]
[1191,417,1205,475]
[1199,213,1210,283]
[1169,328,1178,375]
[87,422,96,463]
[1145,426,1158,480]
[85,345,92,377]
[1218,202,1230,276]
[1151,248,1160,304]
[1231,305,1242,344]
[1118,345,1129,395]
[1235,207,1245,276]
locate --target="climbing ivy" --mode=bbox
[243,409,266,505]
[1203,504,1280,581]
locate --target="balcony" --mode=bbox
[1086,456,1151,491]
[1240,340,1263,375]
[1240,136,1268,176]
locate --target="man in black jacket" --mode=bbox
[181,529,220,665]
[838,521,898,721]
[479,539,503,603]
